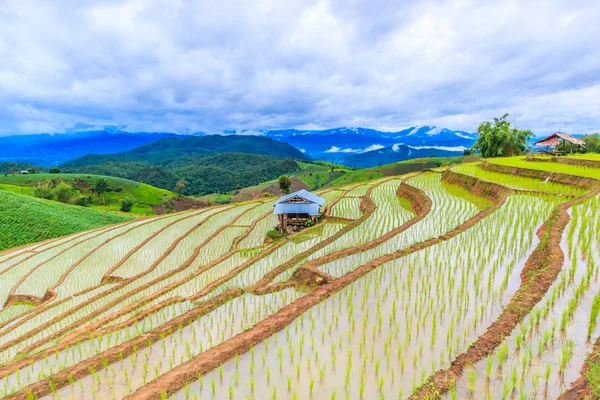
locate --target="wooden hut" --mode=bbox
[533,132,585,155]
[273,189,325,232]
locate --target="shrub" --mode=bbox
[120,198,134,212]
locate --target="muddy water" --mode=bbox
[446,196,600,400]
[172,195,555,400]
[0,301,194,397]
[43,289,303,400]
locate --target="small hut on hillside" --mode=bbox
[533,132,585,155]
[274,189,325,232]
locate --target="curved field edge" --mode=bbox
[409,176,600,398]
[121,172,509,399]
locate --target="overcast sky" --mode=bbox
[1,0,599,136]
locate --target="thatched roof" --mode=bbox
[534,132,586,147]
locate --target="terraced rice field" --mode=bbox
[0,156,599,400]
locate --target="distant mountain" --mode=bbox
[60,135,309,196]
[1,125,476,167]
[261,126,476,163]
[343,143,464,167]
[0,130,180,166]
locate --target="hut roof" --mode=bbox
[275,189,325,206]
[273,190,324,216]
[533,132,586,147]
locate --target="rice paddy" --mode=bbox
[0,157,598,400]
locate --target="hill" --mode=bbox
[342,143,463,167]
[264,126,476,163]
[0,189,131,250]
[0,126,473,167]
[0,130,179,166]
[0,173,182,216]
[60,136,309,196]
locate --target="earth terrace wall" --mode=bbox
[481,161,598,190]
[410,181,600,399]
[526,156,600,169]
[13,203,262,358]
[0,204,246,361]
[123,173,511,399]
[0,203,269,379]
[249,179,429,292]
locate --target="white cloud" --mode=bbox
[324,146,358,153]
[0,0,599,135]
[407,145,467,151]
[362,144,385,152]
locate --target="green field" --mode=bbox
[329,156,470,186]
[0,190,132,250]
[0,156,598,399]
[0,173,176,215]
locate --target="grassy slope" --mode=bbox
[0,173,176,216]
[0,190,132,251]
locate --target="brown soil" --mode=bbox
[123,173,509,400]
[481,161,598,189]
[409,184,600,399]
[4,289,245,400]
[151,195,208,214]
[289,266,334,286]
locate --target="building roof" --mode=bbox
[274,203,320,216]
[274,189,325,206]
[534,132,586,147]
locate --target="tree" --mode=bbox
[161,197,175,213]
[173,178,188,195]
[27,167,36,174]
[94,178,108,206]
[119,198,134,212]
[278,175,291,194]
[583,133,600,153]
[472,114,533,158]
[49,167,61,174]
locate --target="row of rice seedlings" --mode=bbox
[236,214,279,249]
[452,163,586,196]
[233,202,273,227]
[0,222,131,306]
[108,208,234,280]
[315,173,484,277]
[100,226,250,327]
[297,179,414,268]
[345,183,373,197]
[319,190,345,208]
[330,197,363,220]
[46,290,302,400]
[446,193,600,399]
[0,227,94,266]
[0,204,255,363]
[0,301,196,397]
[489,156,600,180]
[175,194,557,399]
[203,222,346,301]
[12,216,174,299]
[50,210,216,299]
